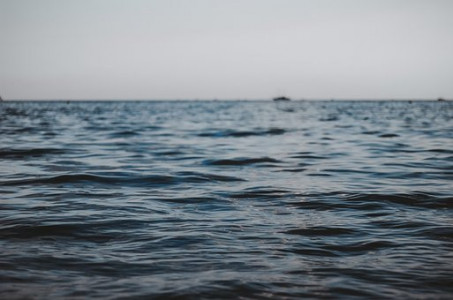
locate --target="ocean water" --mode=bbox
[1,100,453,299]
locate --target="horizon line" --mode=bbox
[1,98,450,102]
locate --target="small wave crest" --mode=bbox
[283,226,358,236]
[205,157,280,166]
[284,240,395,257]
[0,171,244,187]
[198,127,286,137]
[0,148,67,159]
[346,193,453,209]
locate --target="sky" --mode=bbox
[1,0,453,100]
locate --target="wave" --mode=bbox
[287,192,453,211]
[346,193,453,209]
[290,152,330,160]
[282,226,358,236]
[229,188,292,200]
[284,240,395,257]
[0,171,244,187]
[108,130,140,138]
[0,219,157,242]
[205,157,281,166]
[323,240,396,253]
[198,127,286,138]
[0,148,67,159]
[0,223,114,242]
[174,171,245,182]
[378,133,400,138]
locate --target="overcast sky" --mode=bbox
[1,0,453,100]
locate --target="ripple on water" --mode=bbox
[204,157,281,166]
[198,127,286,137]
[0,172,245,187]
[1,100,453,299]
[0,148,68,159]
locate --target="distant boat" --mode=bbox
[273,96,291,101]
[437,97,446,102]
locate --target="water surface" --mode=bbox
[1,100,453,298]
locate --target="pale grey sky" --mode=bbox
[1,0,453,100]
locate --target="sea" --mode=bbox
[1,100,453,299]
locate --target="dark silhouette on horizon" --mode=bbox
[273,96,291,101]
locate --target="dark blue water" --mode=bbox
[1,100,453,299]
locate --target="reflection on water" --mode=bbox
[1,100,453,298]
